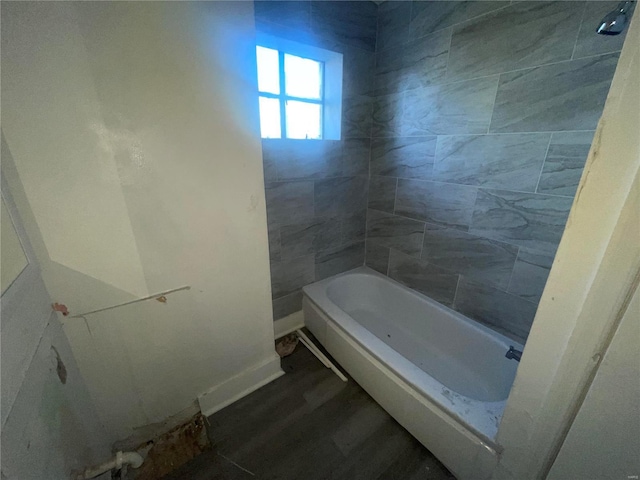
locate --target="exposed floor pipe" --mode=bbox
[74,451,144,480]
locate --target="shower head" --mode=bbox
[596,1,633,35]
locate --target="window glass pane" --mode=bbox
[284,54,322,100]
[259,96,281,138]
[286,100,321,139]
[256,46,280,94]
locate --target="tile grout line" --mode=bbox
[369,129,597,139]
[505,246,522,295]
[485,74,502,134]
[385,242,391,277]
[418,221,427,259]
[535,134,555,194]
[369,174,575,199]
[364,141,373,257]
[374,0,380,55]
[451,275,462,309]
[570,1,589,61]
[392,177,400,215]
[442,26,454,83]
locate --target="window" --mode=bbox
[255,35,343,140]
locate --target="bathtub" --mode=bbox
[302,267,522,480]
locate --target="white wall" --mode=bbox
[2,139,111,479]
[548,280,640,480]
[492,10,640,480]
[1,196,27,293]
[1,1,279,442]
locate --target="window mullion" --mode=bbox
[282,96,323,104]
[259,91,280,99]
[278,51,287,139]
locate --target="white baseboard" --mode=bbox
[198,354,284,417]
[273,310,305,339]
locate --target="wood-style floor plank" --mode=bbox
[164,343,455,479]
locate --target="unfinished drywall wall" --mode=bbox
[1,313,112,479]
[2,144,111,479]
[1,1,279,442]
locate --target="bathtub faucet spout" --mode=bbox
[505,346,522,362]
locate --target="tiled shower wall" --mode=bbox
[256,1,376,320]
[365,1,629,343]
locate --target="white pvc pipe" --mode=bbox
[75,451,144,479]
[296,329,348,382]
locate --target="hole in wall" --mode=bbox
[51,346,67,384]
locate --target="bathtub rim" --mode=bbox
[303,266,523,446]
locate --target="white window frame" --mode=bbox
[256,33,343,140]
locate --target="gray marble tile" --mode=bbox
[573,1,634,60]
[433,133,551,191]
[280,217,343,260]
[537,131,594,197]
[271,254,315,299]
[273,290,303,320]
[343,46,376,97]
[375,29,450,95]
[422,224,518,290]
[342,95,373,139]
[469,189,573,254]
[388,249,459,307]
[342,138,370,177]
[342,210,367,244]
[489,53,619,133]
[371,91,405,138]
[409,1,505,39]
[403,76,499,135]
[454,278,538,343]
[265,181,315,225]
[268,223,281,262]
[371,137,436,180]
[315,241,365,281]
[377,1,411,52]
[315,176,368,217]
[366,209,425,257]
[264,140,342,180]
[447,2,581,82]
[255,18,317,47]
[310,1,377,51]
[254,1,311,31]
[262,148,278,182]
[368,176,397,214]
[365,241,390,275]
[395,179,478,230]
[507,248,554,303]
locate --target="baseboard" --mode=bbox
[198,354,284,417]
[273,310,305,339]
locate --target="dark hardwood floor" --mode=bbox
[164,342,455,480]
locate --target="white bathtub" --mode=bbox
[302,267,523,480]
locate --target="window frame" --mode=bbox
[257,49,326,139]
[256,33,343,141]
